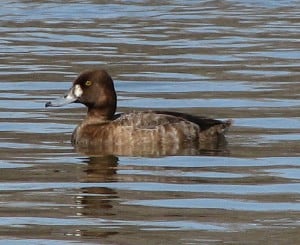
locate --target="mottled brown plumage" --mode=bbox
[46,69,232,155]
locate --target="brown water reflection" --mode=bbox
[0,0,300,244]
[74,136,230,157]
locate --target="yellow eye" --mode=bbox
[85,80,92,86]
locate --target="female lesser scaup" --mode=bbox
[45,69,231,153]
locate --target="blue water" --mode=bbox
[0,0,299,244]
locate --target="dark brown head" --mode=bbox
[45,69,117,120]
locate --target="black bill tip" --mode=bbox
[45,101,52,108]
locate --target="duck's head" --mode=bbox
[46,69,117,119]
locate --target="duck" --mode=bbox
[45,69,232,155]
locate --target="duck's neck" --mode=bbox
[87,107,115,121]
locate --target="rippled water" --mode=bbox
[0,0,299,244]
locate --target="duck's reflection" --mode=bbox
[78,155,119,217]
[70,155,119,239]
[73,140,230,214]
[74,134,229,157]
[71,139,230,239]
[81,155,118,182]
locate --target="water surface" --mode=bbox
[0,0,299,244]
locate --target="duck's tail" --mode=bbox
[199,119,233,141]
